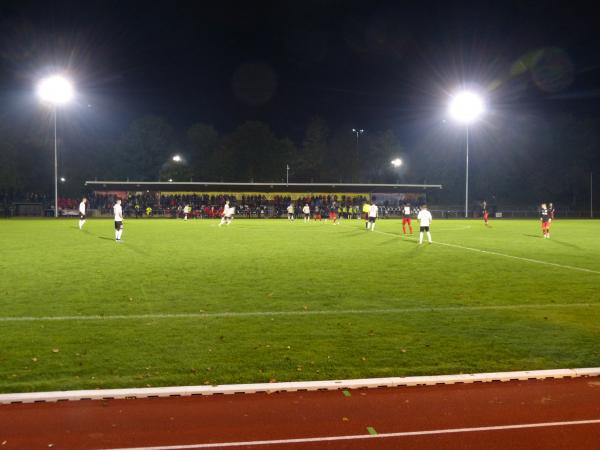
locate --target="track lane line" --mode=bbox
[98,418,600,449]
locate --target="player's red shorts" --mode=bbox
[402,217,411,225]
[329,212,337,220]
[483,212,489,221]
[542,221,549,230]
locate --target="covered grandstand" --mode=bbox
[84,181,443,218]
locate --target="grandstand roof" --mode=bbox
[85,181,443,194]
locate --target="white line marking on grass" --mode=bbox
[0,303,597,322]
[361,226,600,275]
[434,240,600,275]
[98,419,600,449]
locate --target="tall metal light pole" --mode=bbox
[286,164,290,186]
[448,91,484,218]
[37,75,74,217]
[352,128,364,148]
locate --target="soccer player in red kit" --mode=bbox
[483,209,489,226]
[402,203,413,234]
[540,203,550,239]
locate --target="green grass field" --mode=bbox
[1,217,599,393]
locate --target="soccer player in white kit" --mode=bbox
[114,199,124,242]
[78,197,87,230]
[367,203,378,231]
[219,201,235,226]
[417,205,432,244]
[287,204,295,221]
[302,204,310,222]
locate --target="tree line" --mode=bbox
[0,113,598,208]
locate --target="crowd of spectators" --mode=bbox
[85,192,375,219]
[2,190,420,218]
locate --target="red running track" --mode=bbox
[1,376,600,449]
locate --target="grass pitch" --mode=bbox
[0,217,599,393]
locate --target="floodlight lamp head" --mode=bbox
[391,158,403,168]
[37,75,74,105]
[448,91,484,124]
[172,155,182,162]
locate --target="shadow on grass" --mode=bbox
[97,236,114,241]
[549,239,580,249]
[523,234,541,238]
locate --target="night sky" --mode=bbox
[1,0,599,141]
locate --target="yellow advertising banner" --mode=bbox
[159,191,370,201]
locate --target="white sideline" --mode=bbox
[1,302,598,322]
[99,418,600,449]
[362,225,600,275]
[1,367,599,405]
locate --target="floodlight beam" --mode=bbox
[448,91,484,124]
[391,158,403,168]
[36,75,74,106]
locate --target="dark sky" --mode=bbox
[1,0,599,141]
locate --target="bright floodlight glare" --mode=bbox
[60,177,66,182]
[448,91,484,124]
[172,155,182,162]
[391,158,403,168]
[37,75,74,105]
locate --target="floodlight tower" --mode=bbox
[352,128,364,147]
[391,158,403,168]
[448,91,484,218]
[391,158,403,183]
[37,75,74,217]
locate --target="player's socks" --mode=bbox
[427,231,432,243]
[371,223,375,231]
[419,232,423,244]
[402,225,406,234]
[409,226,413,234]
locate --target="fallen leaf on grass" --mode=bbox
[51,349,59,353]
